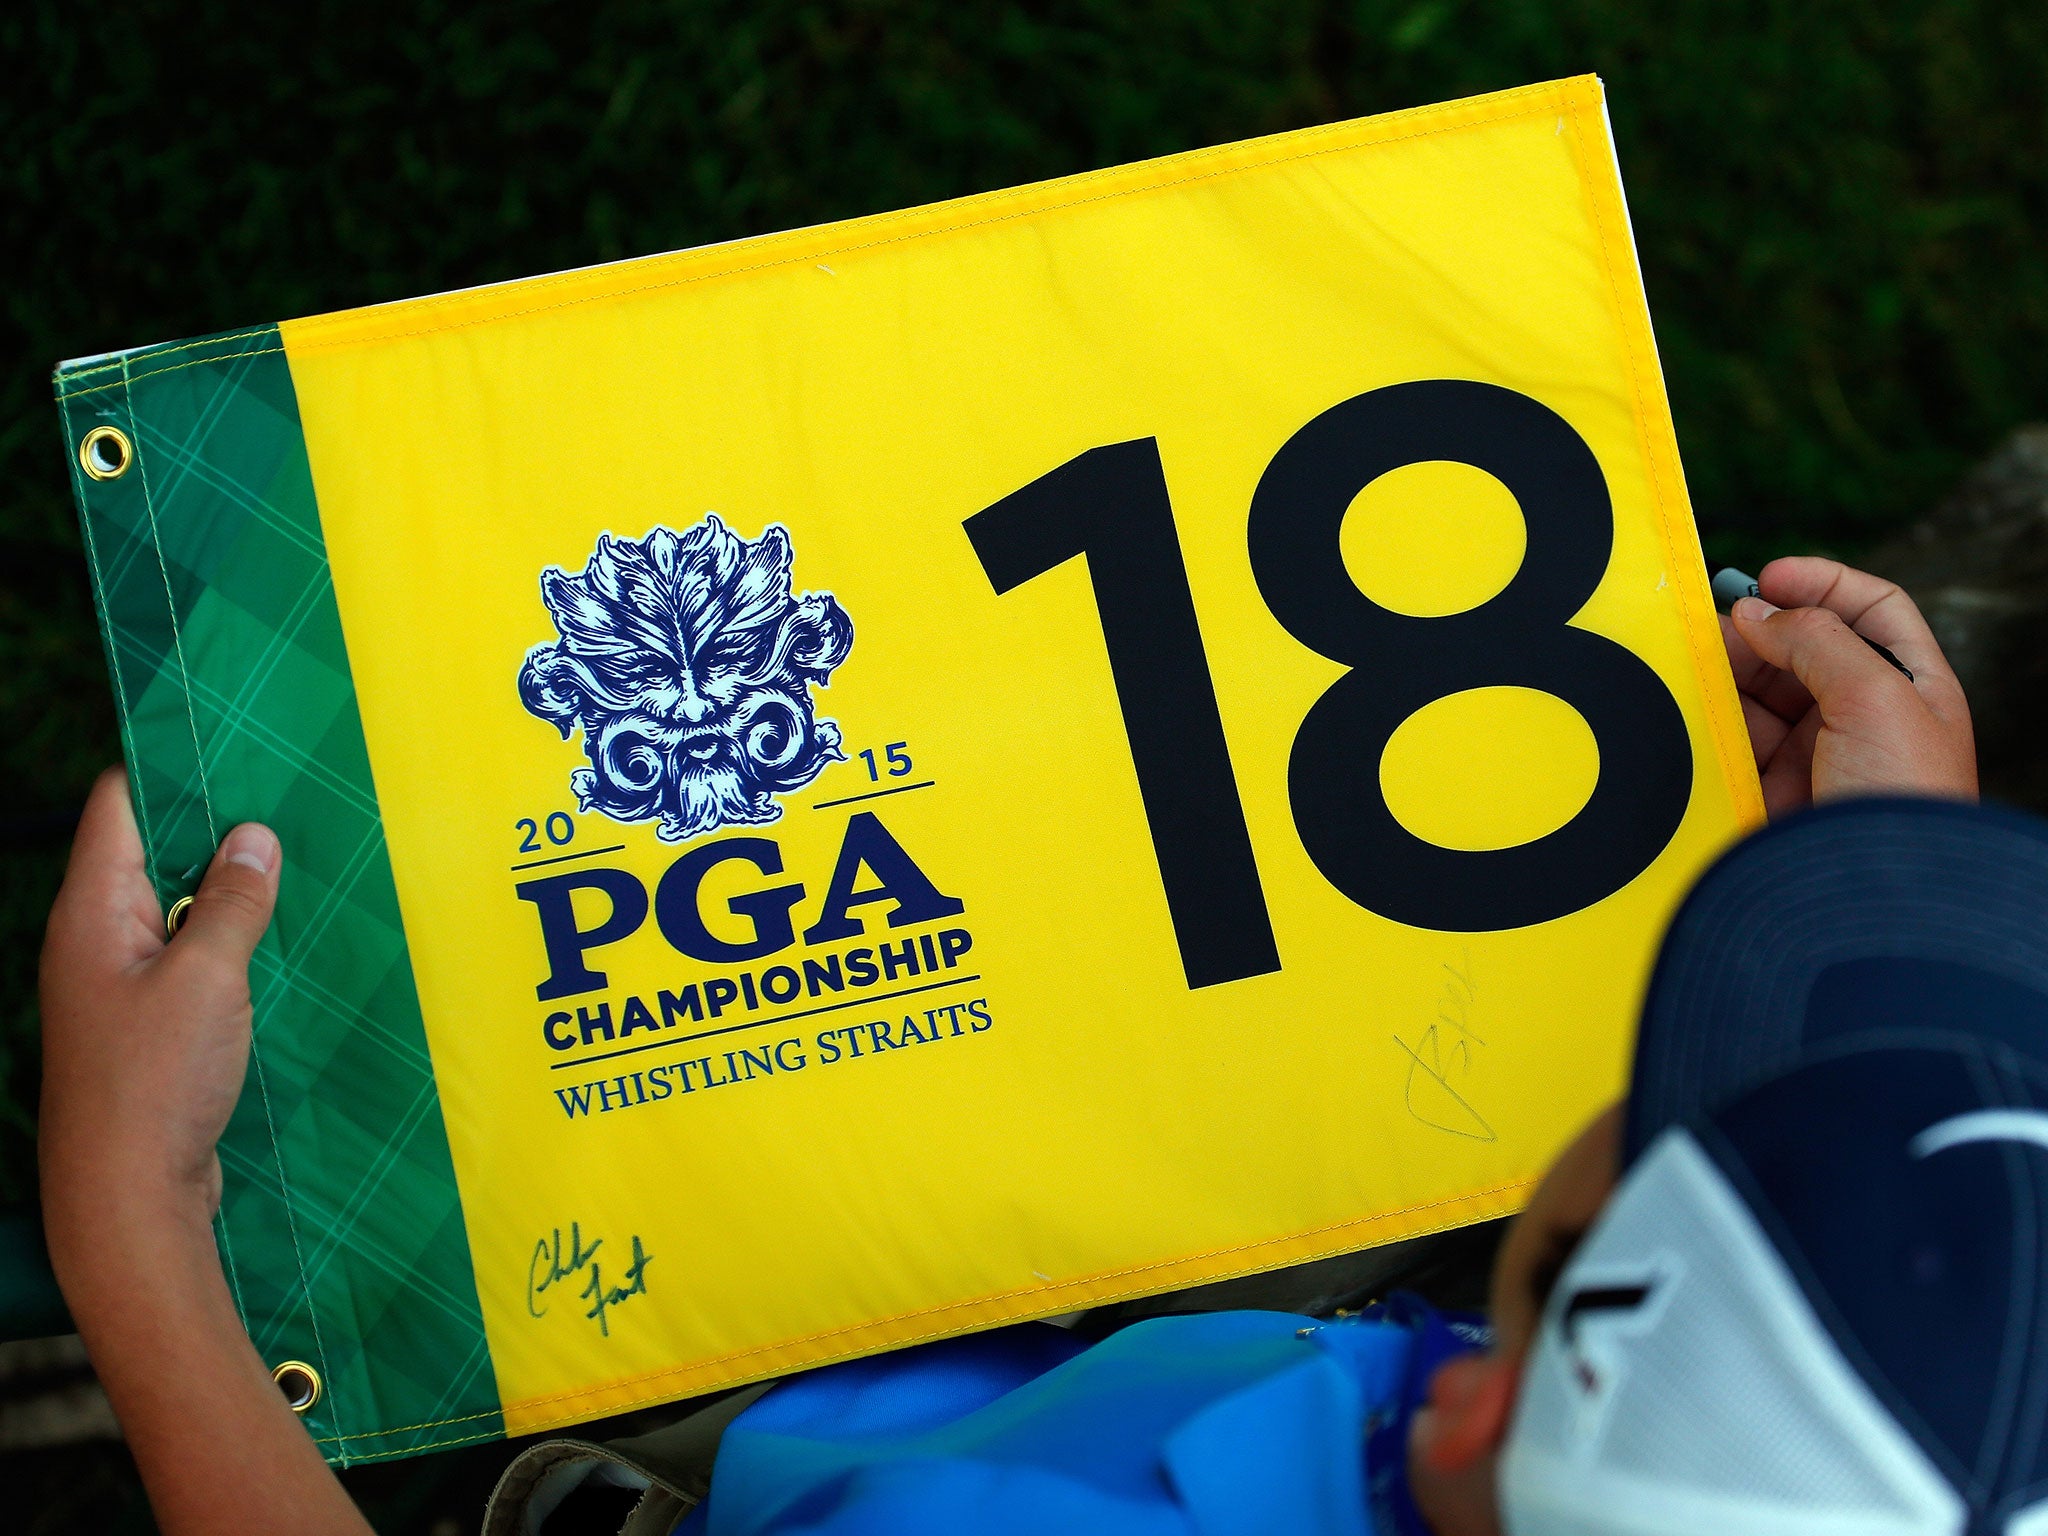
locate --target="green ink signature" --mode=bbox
[528,1222,651,1333]
[581,1235,654,1337]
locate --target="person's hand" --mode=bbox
[38,768,371,1536]
[1720,557,1976,819]
[40,766,279,1252]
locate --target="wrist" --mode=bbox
[43,1149,222,1315]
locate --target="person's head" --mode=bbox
[1408,797,2048,1536]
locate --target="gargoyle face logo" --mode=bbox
[518,516,854,842]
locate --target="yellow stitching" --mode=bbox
[296,1174,1530,1443]
[56,359,128,382]
[312,1407,503,1439]
[58,344,285,402]
[55,332,277,391]
[321,1426,507,1462]
[290,80,1572,348]
[1560,104,1759,825]
[288,83,1583,356]
[499,1175,1534,1421]
[402,1332,502,1441]
[54,328,280,388]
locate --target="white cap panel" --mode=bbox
[1500,1128,1964,1536]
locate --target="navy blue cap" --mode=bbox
[1627,796,2048,1161]
[1608,798,2048,1534]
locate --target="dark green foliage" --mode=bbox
[3,0,2045,1217]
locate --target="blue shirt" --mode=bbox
[680,1297,1483,1536]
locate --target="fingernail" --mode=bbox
[222,823,278,875]
[1732,595,1780,622]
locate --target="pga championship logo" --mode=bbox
[518,516,855,842]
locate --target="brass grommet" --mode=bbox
[272,1360,321,1414]
[165,895,194,938]
[79,426,133,481]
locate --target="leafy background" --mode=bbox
[4,0,2044,1528]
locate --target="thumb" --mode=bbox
[173,823,281,971]
[1729,596,1912,717]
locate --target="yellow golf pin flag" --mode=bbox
[54,74,1760,1461]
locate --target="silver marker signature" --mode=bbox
[1393,950,1496,1142]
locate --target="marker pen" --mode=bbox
[1711,567,1914,682]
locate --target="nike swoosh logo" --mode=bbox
[1560,1283,1654,1345]
[1910,1109,2048,1159]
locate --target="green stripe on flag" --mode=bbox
[55,329,503,1464]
